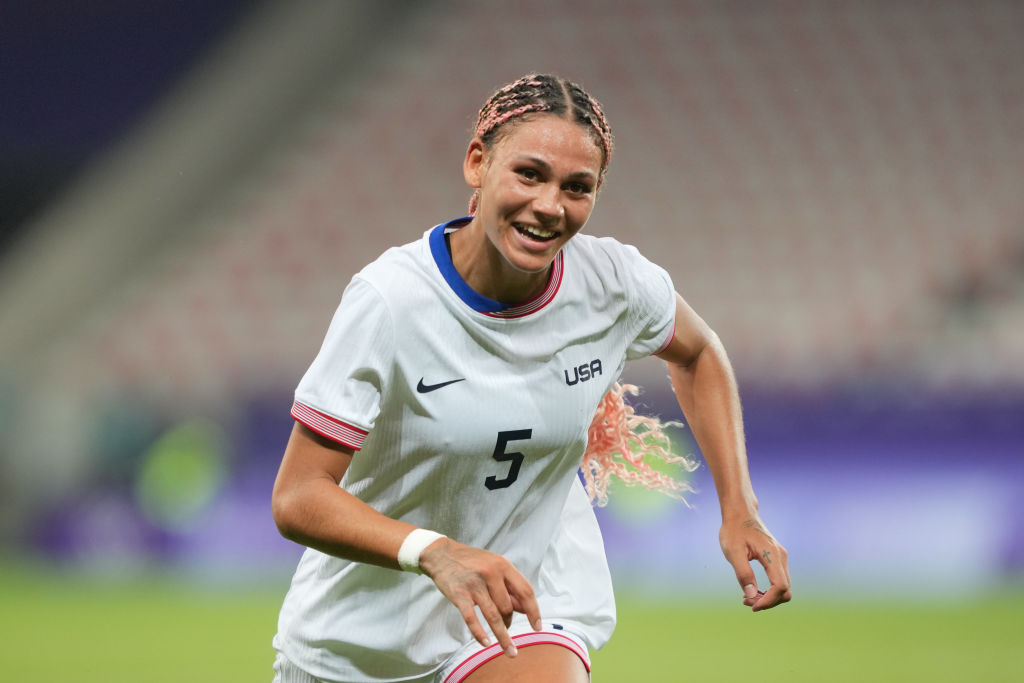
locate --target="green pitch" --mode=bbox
[593,591,1021,682]
[1,562,1019,682]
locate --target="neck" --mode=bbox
[448,219,550,304]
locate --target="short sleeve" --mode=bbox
[622,245,677,361]
[291,276,394,450]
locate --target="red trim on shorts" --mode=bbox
[290,400,368,450]
[443,631,590,683]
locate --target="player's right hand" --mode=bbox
[419,537,542,658]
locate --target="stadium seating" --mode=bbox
[13,0,1024,405]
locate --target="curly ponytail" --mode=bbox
[581,382,697,507]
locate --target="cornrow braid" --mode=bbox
[563,80,614,176]
[468,73,615,215]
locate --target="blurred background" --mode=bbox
[2,0,1022,679]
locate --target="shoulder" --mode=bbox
[568,233,675,326]
[566,232,663,284]
[351,230,434,300]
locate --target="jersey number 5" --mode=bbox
[484,429,532,490]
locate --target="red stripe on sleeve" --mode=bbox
[290,400,368,450]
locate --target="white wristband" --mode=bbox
[397,529,446,574]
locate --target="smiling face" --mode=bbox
[460,113,604,293]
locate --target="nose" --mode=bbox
[532,183,564,224]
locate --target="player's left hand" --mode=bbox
[719,516,792,611]
[419,537,542,657]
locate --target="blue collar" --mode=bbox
[428,218,509,313]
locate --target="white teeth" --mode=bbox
[515,223,557,240]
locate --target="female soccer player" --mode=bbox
[271,74,791,683]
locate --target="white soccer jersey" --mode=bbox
[275,218,677,682]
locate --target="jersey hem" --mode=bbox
[274,636,446,683]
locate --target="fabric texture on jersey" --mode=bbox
[274,652,326,683]
[277,218,677,682]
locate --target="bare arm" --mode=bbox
[271,422,417,567]
[271,422,540,655]
[655,293,792,611]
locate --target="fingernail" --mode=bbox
[533,619,543,630]
[743,584,757,598]
[506,644,518,657]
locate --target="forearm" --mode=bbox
[273,477,419,569]
[271,423,419,570]
[666,333,758,521]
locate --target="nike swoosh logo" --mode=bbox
[416,377,466,393]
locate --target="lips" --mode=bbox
[513,222,558,242]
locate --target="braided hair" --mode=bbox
[468,74,614,215]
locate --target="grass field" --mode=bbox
[2,563,1020,682]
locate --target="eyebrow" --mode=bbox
[518,156,598,182]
